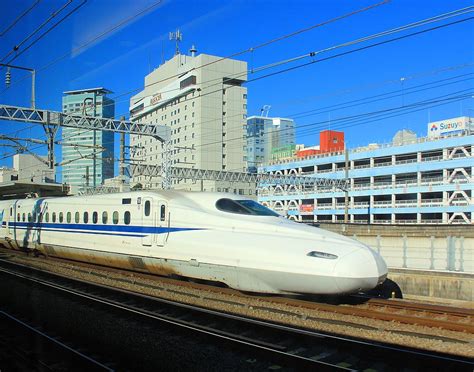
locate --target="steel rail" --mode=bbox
[0,309,113,371]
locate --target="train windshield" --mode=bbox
[216,198,279,217]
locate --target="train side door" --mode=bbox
[141,198,153,247]
[157,202,168,247]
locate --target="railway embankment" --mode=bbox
[319,223,473,304]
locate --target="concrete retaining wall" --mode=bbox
[318,223,473,302]
[319,223,474,274]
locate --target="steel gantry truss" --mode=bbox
[0,105,170,140]
[0,104,171,185]
[129,164,349,190]
[0,104,347,192]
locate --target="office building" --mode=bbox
[129,50,252,195]
[246,116,295,173]
[259,117,473,224]
[61,88,115,193]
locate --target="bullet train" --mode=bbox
[0,191,390,295]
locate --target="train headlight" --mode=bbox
[307,251,338,260]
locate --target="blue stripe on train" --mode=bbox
[6,222,203,235]
[13,226,145,237]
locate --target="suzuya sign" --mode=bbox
[428,117,472,138]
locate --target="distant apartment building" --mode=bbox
[61,88,115,193]
[129,50,252,195]
[0,154,54,183]
[246,116,295,173]
[259,117,473,225]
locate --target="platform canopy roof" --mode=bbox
[0,181,69,200]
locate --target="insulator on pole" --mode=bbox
[5,68,11,87]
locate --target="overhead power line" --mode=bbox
[0,0,41,37]
[3,0,88,66]
[0,0,385,95]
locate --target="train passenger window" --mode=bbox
[17,213,20,221]
[124,211,131,225]
[59,212,64,223]
[113,211,119,224]
[92,212,98,224]
[52,212,56,222]
[67,212,71,223]
[83,212,89,224]
[45,213,49,222]
[28,213,32,222]
[75,212,79,223]
[10,207,12,215]
[32,213,36,222]
[160,205,166,221]
[22,213,25,222]
[144,201,151,216]
[102,211,108,224]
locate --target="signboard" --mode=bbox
[150,93,162,105]
[428,117,472,137]
[299,204,314,213]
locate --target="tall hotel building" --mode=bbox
[129,50,251,194]
[62,88,115,193]
[259,117,473,224]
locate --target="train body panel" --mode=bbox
[0,191,388,295]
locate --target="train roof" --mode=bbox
[4,191,251,209]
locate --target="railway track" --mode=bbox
[271,296,474,333]
[0,257,472,371]
[3,248,471,334]
[0,307,113,371]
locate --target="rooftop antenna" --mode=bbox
[169,29,182,55]
[260,105,271,117]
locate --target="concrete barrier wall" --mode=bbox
[388,269,473,303]
[319,223,474,274]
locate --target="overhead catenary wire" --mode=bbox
[0,0,387,96]
[1,0,73,63]
[3,0,88,66]
[0,0,42,37]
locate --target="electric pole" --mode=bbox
[344,146,349,223]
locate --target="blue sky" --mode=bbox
[0,0,473,174]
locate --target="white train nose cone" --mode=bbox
[333,247,388,293]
